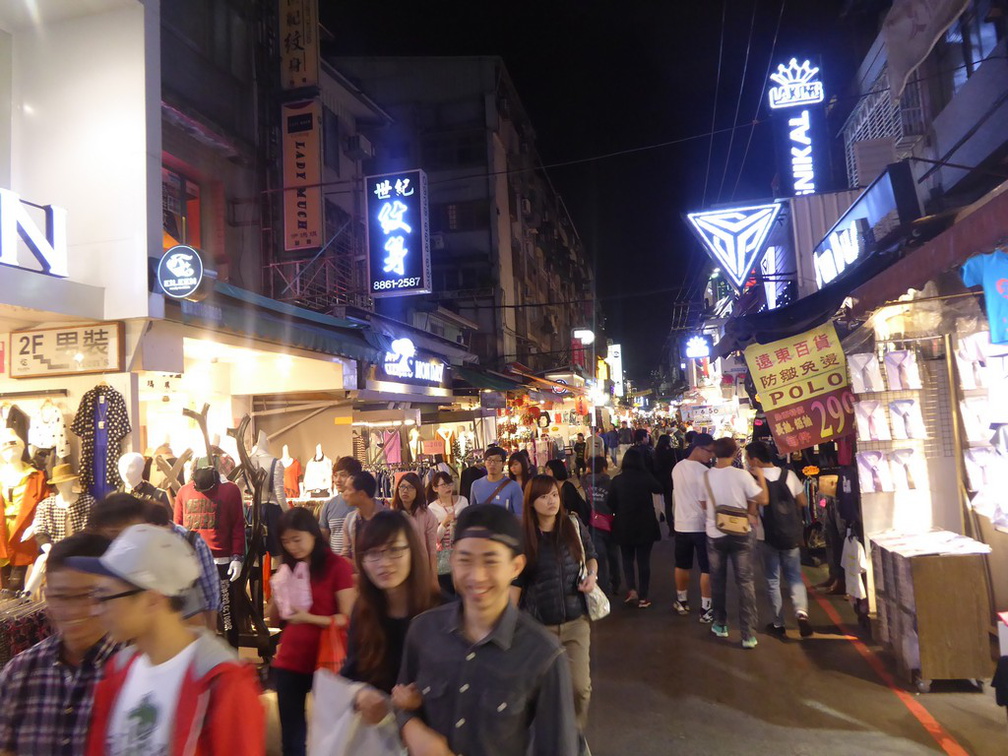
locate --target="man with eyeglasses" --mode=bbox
[469,446,524,517]
[0,532,117,756]
[68,524,264,755]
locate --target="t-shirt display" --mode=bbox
[962,249,1008,344]
[303,454,333,495]
[173,479,245,560]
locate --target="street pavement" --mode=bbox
[260,536,1007,755]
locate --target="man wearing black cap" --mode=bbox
[672,433,716,621]
[394,504,578,756]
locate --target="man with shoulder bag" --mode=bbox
[702,438,768,649]
[745,443,813,638]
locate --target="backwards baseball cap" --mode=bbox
[454,503,524,556]
[67,524,200,598]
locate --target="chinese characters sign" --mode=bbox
[282,100,324,252]
[744,322,854,453]
[279,0,319,90]
[365,170,431,298]
[9,323,125,379]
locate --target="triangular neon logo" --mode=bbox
[685,203,783,290]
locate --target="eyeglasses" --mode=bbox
[361,544,410,564]
[397,485,416,493]
[91,588,145,604]
[43,590,96,608]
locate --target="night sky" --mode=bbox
[326,0,860,381]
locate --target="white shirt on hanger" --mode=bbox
[854,401,891,441]
[848,353,885,393]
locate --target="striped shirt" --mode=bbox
[0,634,119,755]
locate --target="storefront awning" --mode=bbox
[455,366,526,391]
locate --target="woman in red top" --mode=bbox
[269,507,356,756]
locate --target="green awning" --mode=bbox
[456,366,525,391]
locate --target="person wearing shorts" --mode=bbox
[671,433,715,622]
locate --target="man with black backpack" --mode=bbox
[745,442,812,639]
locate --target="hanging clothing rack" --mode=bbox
[0,389,69,400]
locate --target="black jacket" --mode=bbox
[520,518,597,626]
[655,447,677,497]
[607,468,662,546]
[560,481,590,526]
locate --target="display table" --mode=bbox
[870,530,993,691]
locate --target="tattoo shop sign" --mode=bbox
[744,322,854,453]
[8,322,125,379]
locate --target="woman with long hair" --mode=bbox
[508,451,531,490]
[607,446,663,608]
[342,510,440,723]
[544,459,590,526]
[654,433,677,535]
[270,507,356,756]
[515,474,598,736]
[426,470,469,593]
[389,472,438,590]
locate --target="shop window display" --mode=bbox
[0,430,48,591]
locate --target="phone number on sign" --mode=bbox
[373,277,422,291]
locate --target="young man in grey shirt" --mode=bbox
[318,456,362,553]
[395,504,578,756]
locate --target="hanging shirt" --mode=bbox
[841,535,868,599]
[302,455,333,494]
[962,249,1008,344]
[105,642,197,756]
[283,458,303,498]
[28,403,69,457]
[70,386,131,499]
[382,431,402,465]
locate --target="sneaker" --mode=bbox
[742,637,758,649]
[797,614,813,638]
[711,623,729,638]
[765,623,786,638]
[699,608,714,624]
[672,600,690,615]
[638,599,652,608]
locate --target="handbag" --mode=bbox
[316,618,348,673]
[570,515,610,620]
[704,470,751,536]
[309,670,406,756]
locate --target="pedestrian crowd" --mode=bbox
[0,420,810,756]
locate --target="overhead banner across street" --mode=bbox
[744,322,854,453]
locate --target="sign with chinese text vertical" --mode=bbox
[9,323,125,379]
[279,0,319,90]
[364,170,431,297]
[743,322,854,453]
[282,100,324,252]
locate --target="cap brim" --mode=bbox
[64,556,134,585]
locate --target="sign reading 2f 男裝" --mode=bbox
[365,170,431,298]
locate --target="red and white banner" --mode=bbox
[884,0,970,102]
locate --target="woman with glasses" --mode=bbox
[389,472,439,591]
[270,507,356,756]
[342,510,440,724]
[426,471,469,593]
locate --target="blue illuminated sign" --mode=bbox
[365,169,431,298]
[157,245,204,300]
[685,203,783,290]
[768,58,829,197]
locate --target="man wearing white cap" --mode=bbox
[68,524,264,755]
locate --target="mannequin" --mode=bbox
[26,463,95,594]
[251,430,287,509]
[118,452,171,511]
[302,442,333,496]
[0,429,47,590]
[409,427,422,460]
[281,443,302,499]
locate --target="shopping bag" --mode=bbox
[315,618,348,673]
[308,670,407,756]
[270,562,312,619]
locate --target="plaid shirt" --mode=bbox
[0,633,119,755]
[172,523,222,613]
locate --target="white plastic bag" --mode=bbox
[308,670,406,756]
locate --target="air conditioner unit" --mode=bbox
[432,233,446,250]
[346,134,374,160]
[852,138,895,187]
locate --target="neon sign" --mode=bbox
[383,338,445,384]
[607,344,624,398]
[768,59,825,110]
[788,110,816,195]
[365,170,432,298]
[685,203,783,290]
[684,336,711,359]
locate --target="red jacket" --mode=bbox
[87,632,265,755]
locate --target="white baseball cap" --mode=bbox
[68,524,200,598]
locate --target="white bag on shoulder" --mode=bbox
[308,670,406,756]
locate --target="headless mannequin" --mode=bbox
[281,444,294,468]
[1,434,44,590]
[303,442,333,496]
[251,430,287,509]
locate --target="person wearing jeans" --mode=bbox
[702,438,768,648]
[760,543,809,634]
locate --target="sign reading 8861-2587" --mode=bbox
[365,169,431,298]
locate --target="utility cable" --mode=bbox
[716,0,760,204]
[701,0,728,208]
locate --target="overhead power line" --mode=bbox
[701,0,728,208]
[716,0,760,204]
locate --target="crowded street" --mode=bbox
[3,1,1008,754]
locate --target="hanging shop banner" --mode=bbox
[365,170,432,297]
[743,322,854,453]
[279,0,319,90]
[9,322,125,379]
[282,99,324,252]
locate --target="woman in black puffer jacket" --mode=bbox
[515,474,598,734]
[608,446,663,608]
